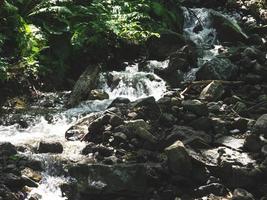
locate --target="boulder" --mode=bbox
[210,10,248,43]
[253,114,267,137]
[125,119,157,144]
[199,81,225,101]
[131,96,161,121]
[146,32,187,60]
[67,64,101,107]
[0,142,17,157]
[196,57,238,81]
[164,140,192,176]
[182,99,208,116]
[37,141,63,154]
[68,163,161,197]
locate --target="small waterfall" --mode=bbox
[99,62,167,101]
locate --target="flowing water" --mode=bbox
[0,7,241,200]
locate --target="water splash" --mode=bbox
[99,63,167,101]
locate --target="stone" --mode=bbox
[232,188,255,200]
[125,119,157,144]
[37,141,63,154]
[196,57,238,81]
[68,163,161,196]
[108,97,130,108]
[210,10,248,43]
[189,117,212,132]
[199,81,225,101]
[89,89,109,100]
[67,64,101,107]
[146,32,187,60]
[253,114,267,137]
[164,140,192,176]
[182,99,208,116]
[131,96,161,121]
[109,115,124,127]
[0,142,17,157]
[243,134,263,152]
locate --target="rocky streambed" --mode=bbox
[1,2,267,200]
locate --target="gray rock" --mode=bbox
[253,114,267,137]
[68,163,161,196]
[109,115,124,127]
[199,81,225,101]
[37,141,63,154]
[164,140,192,176]
[125,119,156,144]
[196,57,238,81]
[182,99,208,116]
[0,142,17,157]
[67,64,101,107]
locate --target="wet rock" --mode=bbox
[146,32,187,60]
[199,81,225,101]
[0,184,18,200]
[253,114,267,137]
[37,141,63,154]
[189,117,212,132]
[131,96,161,121]
[165,125,212,148]
[68,163,162,196]
[164,140,192,176]
[0,142,17,157]
[244,134,263,152]
[182,99,208,116]
[232,188,255,200]
[109,115,124,127]
[89,89,109,100]
[112,132,128,143]
[210,10,248,43]
[108,97,130,108]
[125,119,156,144]
[261,145,267,156]
[67,64,101,107]
[1,173,25,191]
[196,57,238,81]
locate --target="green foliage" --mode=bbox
[0,0,183,87]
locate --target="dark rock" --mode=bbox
[182,99,208,116]
[37,141,63,154]
[146,32,187,60]
[131,96,161,121]
[108,97,130,108]
[1,173,25,191]
[253,114,267,137]
[109,115,124,127]
[196,57,238,81]
[0,142,17,157]
[189,117,212,132]
[210,10,248,43]
[165,140,192,176]
[199,81,225,101]
[67,64,101,107]
[68,163,162,196]
[244,134,263,152]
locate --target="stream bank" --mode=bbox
[1,1,267,200]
